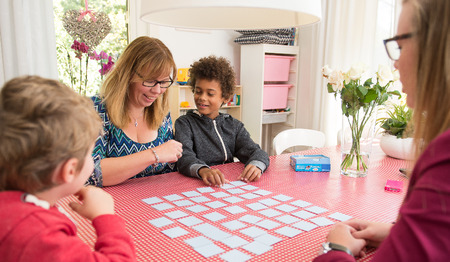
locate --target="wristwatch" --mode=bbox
[320,242,353,256]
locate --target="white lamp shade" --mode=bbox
[140,0,321,30]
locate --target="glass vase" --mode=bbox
[340,107,377,177]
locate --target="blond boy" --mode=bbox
[0,76,135,261]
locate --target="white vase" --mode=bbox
[379,133,414,160]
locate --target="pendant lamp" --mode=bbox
[140,0,321,29]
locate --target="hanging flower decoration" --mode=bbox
[61,0,114,94]
[62,0,111,50]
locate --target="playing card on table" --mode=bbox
[148,217,174,228]
[165,210,189,219]
[142,196,163,205]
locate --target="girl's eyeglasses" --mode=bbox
[383,33,413,61]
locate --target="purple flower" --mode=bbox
[99,51,109,60]
[90,51,100,60]
[79,42,89,53]
[90,50,110,62]
[71,40,81,51]
[71,40,89,53]
[99,59,114,75]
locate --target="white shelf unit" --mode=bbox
[168,85,242,124]
[240,44,299,154]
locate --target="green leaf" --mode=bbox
[364,78,373,87]
[341,102,348,116]
[377,93,389,105]
[363,89,377,103]
[357,85,368,97]
[341,87,354,103]
[388,90,402,98]
[327,83,335,93]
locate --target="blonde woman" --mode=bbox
[315,0,450,260]
[88,37,183,187]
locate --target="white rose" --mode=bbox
[328,70,344,91]
[343,72,350,85]
[347,63,366,80]
[322,65,333,77]
[393,69,400,82]
[377,64,394,86]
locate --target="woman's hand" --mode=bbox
[198,167,229,187]
[152,139,183,163]
[237,164,262,182]
[345,219,393,248]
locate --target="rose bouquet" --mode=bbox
[323,64,400,176]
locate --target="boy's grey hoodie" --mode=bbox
[174,110,269,178]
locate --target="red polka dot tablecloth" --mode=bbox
[58,145,408,261]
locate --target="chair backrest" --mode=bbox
[272,128,326,155]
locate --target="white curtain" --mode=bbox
[0,0,58,87]
[299,0,396,146]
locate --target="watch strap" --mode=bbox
[322,242,353,257]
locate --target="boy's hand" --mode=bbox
[198,167,229,187]
[237,164,261,182]
[69,186,115,221]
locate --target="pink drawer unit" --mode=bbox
[263,84,293,110]
[264,55,295,82]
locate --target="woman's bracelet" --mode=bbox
[151,148,159,166]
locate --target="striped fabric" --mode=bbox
[236,28,295,35]
[87,95,176,187]
[234,28,295,45]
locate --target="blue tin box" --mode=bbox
[290,154,331,172]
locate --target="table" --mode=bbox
[58,145,408,261]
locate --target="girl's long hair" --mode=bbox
[407,0,450,161]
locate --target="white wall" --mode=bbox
[148,25,242,83]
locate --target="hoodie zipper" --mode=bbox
[213,119,228,163]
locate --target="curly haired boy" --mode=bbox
[175,55,270,186]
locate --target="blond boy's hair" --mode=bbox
[0,76,102,193]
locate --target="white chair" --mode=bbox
[272,128,326,155]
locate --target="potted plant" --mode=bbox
[378,103,414,160]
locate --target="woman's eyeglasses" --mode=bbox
[135,71,174,89]
[383,33,413,61]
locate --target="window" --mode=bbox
[53,0,127,96]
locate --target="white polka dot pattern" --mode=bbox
[57,145,407,261]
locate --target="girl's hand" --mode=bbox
[326,222,367,257]
[345,219,393,247]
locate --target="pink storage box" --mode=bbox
[264,55,295,82]
[263,84,292,110]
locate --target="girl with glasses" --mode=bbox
[315,0,450,260]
